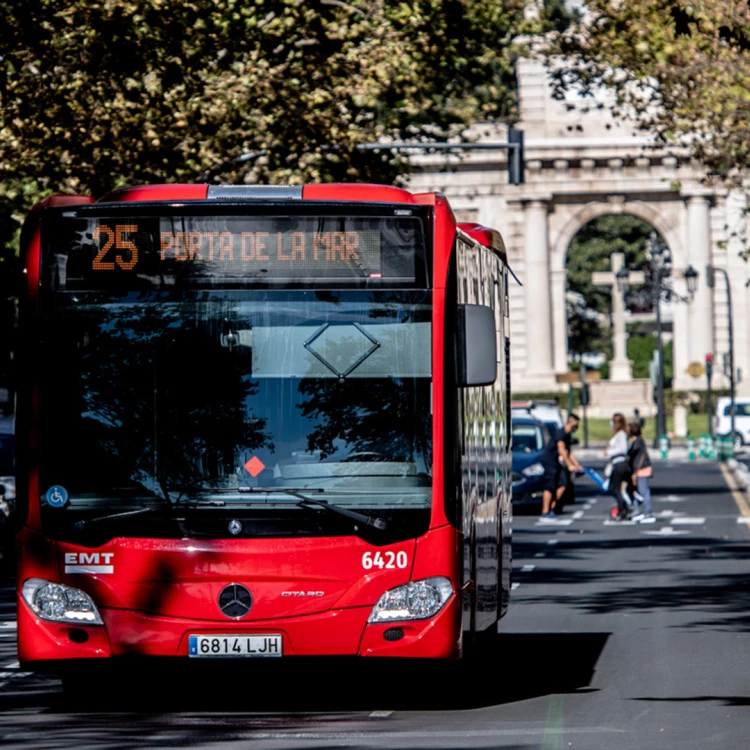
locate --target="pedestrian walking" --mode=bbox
[628,421,655,522]
[539,413,583,520]
[604,412,634,520]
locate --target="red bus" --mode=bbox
[14,183,512,682]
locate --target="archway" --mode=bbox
[563,212,671,418]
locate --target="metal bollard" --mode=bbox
[659,435,669,459]
[687,435,695,461]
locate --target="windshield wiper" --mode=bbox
[239,487,387,531]
[72,506,162,531]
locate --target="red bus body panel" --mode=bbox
[16,182,506,669]
[17,526,460,663]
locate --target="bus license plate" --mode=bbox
[188,634,282,658]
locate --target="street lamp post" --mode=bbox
[652,257,667,448]
[616,233,698,448]
[706,266,735,443]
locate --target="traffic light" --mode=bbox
[508,128,524,185]
[705,352,713,378]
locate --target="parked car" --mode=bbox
[511,415,550,506]
[714,397,750,449]
[0,419,13,509]
[511,399,565,434]
[511,401,577,505]
[0,418,15,577]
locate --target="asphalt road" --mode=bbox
[0,458,748,750]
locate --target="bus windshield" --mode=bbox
[37,290,432,539]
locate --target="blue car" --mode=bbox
[511,415,551,506]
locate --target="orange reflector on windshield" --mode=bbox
[244,456,265,477]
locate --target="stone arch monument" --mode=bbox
[405,58,750,411]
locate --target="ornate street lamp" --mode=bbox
[684,265,699,297]
[612,237,699,447]
[705,265,736,444]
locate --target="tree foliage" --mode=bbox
[546,0,750,181]
[628,334,673,385]
[0,0,528,202]
[0,0,545,385]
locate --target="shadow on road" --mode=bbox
[5,632,609,716]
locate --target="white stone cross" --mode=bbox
[592,252,645,382]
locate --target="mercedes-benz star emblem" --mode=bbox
[228,519,243,535]
[218,584,253,619]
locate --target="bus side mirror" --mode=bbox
[457,304,497,387]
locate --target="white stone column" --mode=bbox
[609,254,631,382]
[686,195,714,366]
[551,269,568,374]
[524,200,553,379]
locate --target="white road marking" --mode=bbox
[369,711,393,718]
[643,527,691,536]
[0,665,31,683]
[656,510,685,518]
[573,510,584,519]
[534,552,546,558]
[660,495,686,502]
[521,565,535,572]
[671,517,705,525]
[547,540,558,545]
[511,582,521,590]
[245,728,627,741]
[536,519,573,526]
[738,517,750,524]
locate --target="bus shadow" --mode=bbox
[47,632,608,713]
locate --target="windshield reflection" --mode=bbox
[39,291,432,528]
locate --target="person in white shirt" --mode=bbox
[605,412,629,458]
[604,412,633,519]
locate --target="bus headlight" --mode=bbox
[22,579,103,625]
[522,462,545,477]
[368,577,454,623]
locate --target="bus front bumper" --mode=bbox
[17,595,460,668]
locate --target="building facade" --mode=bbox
[405,58,749,403]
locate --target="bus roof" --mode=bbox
[98,183,425,204]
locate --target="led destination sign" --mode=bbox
[45,214,426,289]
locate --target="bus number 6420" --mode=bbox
[362,551,408,570]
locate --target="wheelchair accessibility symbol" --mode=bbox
[45,486,69,509]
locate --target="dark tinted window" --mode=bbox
[0,434,13,475]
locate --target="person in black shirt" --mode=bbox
[540,413,583,519]
[628,421,655,522]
